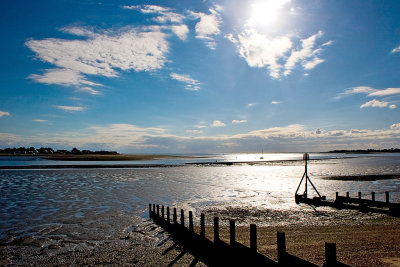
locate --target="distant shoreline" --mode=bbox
[0,153,197,161]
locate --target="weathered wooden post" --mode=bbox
[180,209,185,227]
[161,205,164,219]
[173,208,177,224]
[200,213,205,238]
[149,204,152,218]
[229,220,236,246]
[156,205,159,217]
[214,217,219,243]
[335,192,339,200]
[386,192,390,204]
[153,204,156,215]
[358,192,362,200]
[189,211,194,231]
[277,232,286,264]
[371,192,375,202]
[167,207,170,223]
[250,224,257,252]
[346,192,349,199]
[324,242,337,265]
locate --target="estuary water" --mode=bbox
[1,153,400,264]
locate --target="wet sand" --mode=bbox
[2,208,399,267]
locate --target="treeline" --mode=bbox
[329,148,400,153]
[0,147,118,155]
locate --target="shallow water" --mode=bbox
[1,154,400,264]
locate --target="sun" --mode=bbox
[248,0,290,28]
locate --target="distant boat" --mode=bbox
[260,149,264,159]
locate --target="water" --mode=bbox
[1,153,400,264]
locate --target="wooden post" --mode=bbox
[386,192,390,204]
[250,224,257,252]
[358,192,361,200]
[335,192,339,200]
[149,203,152,218]
[180,209,185,227]
[156,205,159,217]
[189,211,194,231]
[200,213,205,238]
[371,192,375,202]
[346,192,349,199]
[161,206,164,219]
[167,207,170,223]
[153,204,156,215]
[229,220,235,246]
[214,217,219,243]
[325,242,337,265]
[173,208,177,224]
[277,232,286,264]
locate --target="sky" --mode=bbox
[0,0,399,153]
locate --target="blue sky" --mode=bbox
[0,0,399,153]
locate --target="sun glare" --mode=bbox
[248,0,290,28]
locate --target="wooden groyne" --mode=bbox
[149,204,350,266]
[295,191,400,216]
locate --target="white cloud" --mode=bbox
[232,119,247,124]
[2,122,400,153]
[247,103,255,107]
[171,25,189,40]
[391,45,400,54]
[360,99,389,108]
[391,123,400,129]
[123,5,185,24]
[228,30,330,78]
[284,31,326,75]
[368,88,400,97]
[191,7,222,49]
[211,120,226,127]
[26,27,169,88]
[55,105,85,111]
[389,104,397,109]
[271,101,280,104]
[76,86,101,95]
[0,111,10,118]
[33,119,47,123]
[28,68,101,87]
[170,72,200,91]
[186,129,203,134]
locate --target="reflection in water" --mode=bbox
[0,155,399,255]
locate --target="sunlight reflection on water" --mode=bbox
[1,154,400,243]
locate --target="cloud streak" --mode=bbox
[0,111,10,118]
[170,73,200,91]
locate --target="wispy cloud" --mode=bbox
[360,99,389,108]
[26,27,169,89]
[1,122,400,153]
[368,88,400,97]
[211,120,226,127]
[33,119,47,122]
[186,129,203,134]
[123,5,185,24]
[170,73,200,91]
[0,111,10,118]
[55,105,85,111]
[391,45,400,54]
[191,6,222,49]
[247,103,255,107]
[227,30,330,79]
[271,101,280,104]
[76,86,101,95]
[232,119,247,124]
[391,123,400,129]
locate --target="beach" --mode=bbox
[1,153,400,266]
